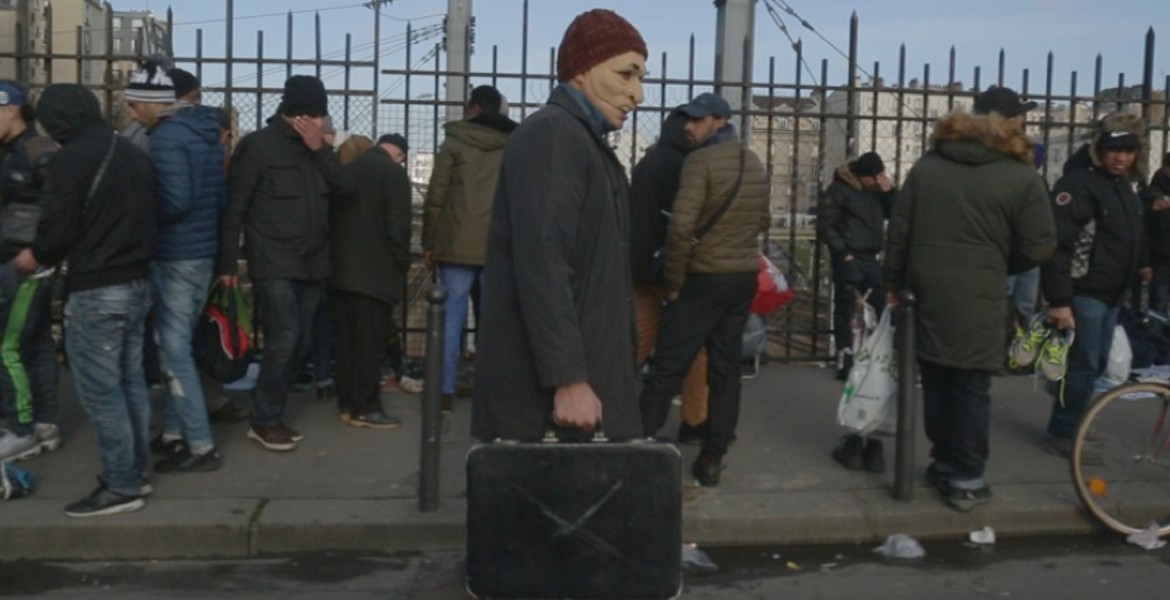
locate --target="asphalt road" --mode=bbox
[1,535,1166,599]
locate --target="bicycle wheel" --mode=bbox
[1071,381,1170,537]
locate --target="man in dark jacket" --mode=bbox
[0,80,60,463]
[819,151,895,379]
[639,92,771,486]
[124,63,227,473]
[885,87,1055,511]
[328,134,411,430]
[473,9,647,441]
[629,112,710,443]
[1041,113,1150,457]
[217,75,349,452]
[15,84,157,517]
[422,85,516,414]
[1143,152,1170,313]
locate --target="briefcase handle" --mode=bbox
[543,416,608,443]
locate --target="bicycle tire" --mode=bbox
[1071,381,1170,537]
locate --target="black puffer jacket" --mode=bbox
[629,113,690,283]
[1041,143,1145,307]
[32,84,156,292]
[818,161,895,260]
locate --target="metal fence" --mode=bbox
[3,2,1168,362]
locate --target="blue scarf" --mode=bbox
[557,84,617,135]
[702,123,737,148]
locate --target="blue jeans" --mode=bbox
[438,263,482,396]
[920,360,992,483]
[1005,267,1040,321]
[151,259,215,454]
[1047,296,1119,439]
[252,279,323,427]
[65,280,152,497]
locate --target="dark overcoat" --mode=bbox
[472,86,641,441]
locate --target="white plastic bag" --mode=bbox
[837,310,898,435]
[1103,324,1132,386]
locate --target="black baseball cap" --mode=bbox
[973,87,1037,118]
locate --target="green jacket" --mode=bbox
[885,112,1056,370]
[663,128,771,294]
[423,115,516,266]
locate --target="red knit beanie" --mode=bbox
[556,9,648,83]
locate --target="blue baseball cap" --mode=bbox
[0,81,27,107]
[675,92,731,119]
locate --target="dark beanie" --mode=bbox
[377,133,408,153]
[469,85,502,115]
[850,152,885,177]
[279,75,328,117]
[556,9,647,83]
[169,68,200,99]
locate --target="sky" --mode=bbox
[119,0,1170,91]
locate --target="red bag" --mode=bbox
[750,253,794,315]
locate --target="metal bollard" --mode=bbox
[419,284,447,513]
[893,290,918,502]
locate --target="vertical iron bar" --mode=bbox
[344,34,353,131]
[166,7,174,56]
[315,12,323,79]
[1116,73,1125,112]
[373,2,382,137]
[894,45,905,187]
[784,51,797,358]
[947,46,956,113]
[846,12,858,157]
[660,51,668,115]
[226,0,234,110]
[43,4,52,85]
[1068,71,1079,171]
[491,45,498,88]
[549,47,556,103]
[195,29,204,84]
[256,31,264,132]
[1142,29,1154,133]
[419,285,447,513]
[997,48,1005,86]
[974,65,981,92]
[870,61,879,153]
[286,12,294,80]
[105,11,114,119]
[433,43,441,159]
[688,34,695,99]
[404,23,412,152]
[1042,54,1054,179]
[894,291,918,502]
[1022,68,1030,132]
[1093,54,1103,120]
[520,0,529,119]
[920,64,930,155]
[813,57,830,359]
[75,26,82,85]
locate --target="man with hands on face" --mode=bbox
[472,9,648,441]
[216,75,350,452]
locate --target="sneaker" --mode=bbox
[340,410,403,430]
[677,421,707,445]
[399,376,424,394]
[155,447,223,473]
[863,438,886,473]
[1038,328,1075,382]
[149,435,187,458]
[64,483,145,518]
[277,423,304,442]
[831,433,865,470]
[939,482,992,512]
[316,383,336,403]
[0,429,42,462]
[247,425,297,452]
[1008,313,1052,368]
[140,478,154,496]
[692,453,723,487]
[34,423,61,453]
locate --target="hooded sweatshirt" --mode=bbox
[629,113,691,284]
[32,84,156,292]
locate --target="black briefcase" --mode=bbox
[466,430,683,600]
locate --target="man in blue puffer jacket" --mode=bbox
[126,63,227,473]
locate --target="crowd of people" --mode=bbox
[1,6,1167,519]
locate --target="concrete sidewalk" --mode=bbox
[1,365,1113,560]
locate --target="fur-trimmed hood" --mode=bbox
[930,111,1034,166]
[1082,112,1148,182]
[833,161,865,192]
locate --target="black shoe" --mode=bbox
[939,482,992,512]
[64,483,144,518]
[677,421,707,445]
[155,447,222,473]
[835,349,854,381]
[863,438,886,473]
[149,435,186,458]
[692,453,723,487]
[832,434,865,470]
